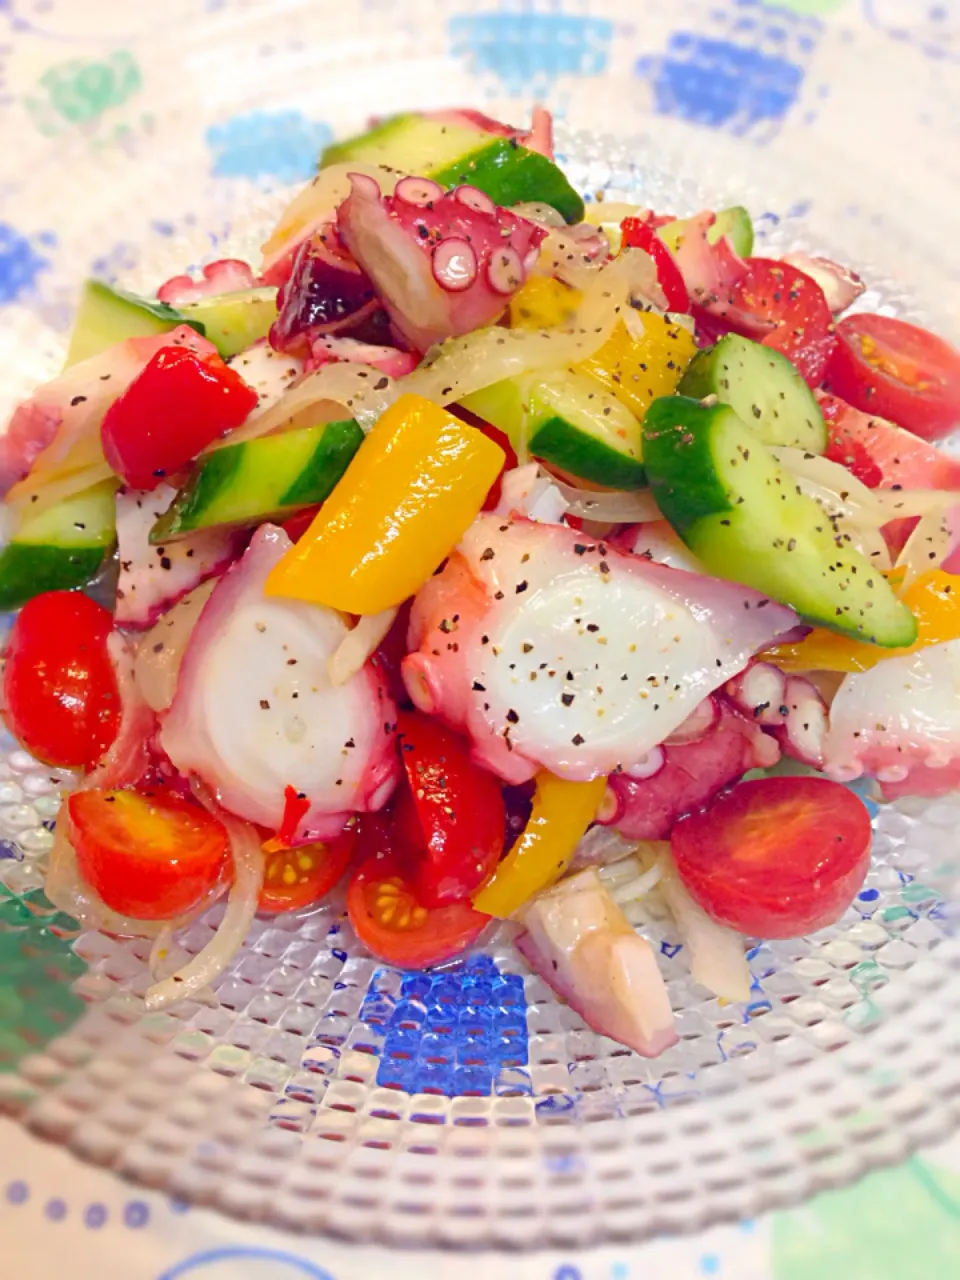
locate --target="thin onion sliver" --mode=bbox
[144,806,264,1011]
[328,607,398,686]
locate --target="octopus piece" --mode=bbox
[157,259,257,306]
[598,701,778,840]
[516,868,678,1058]
[337,174,546,351]
[823,639,960,800]
[402,514,799,785]
[269,224,391,357]
[160,525,399,842]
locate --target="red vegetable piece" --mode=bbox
[670,776,872,938]
[721,257,836,387]
[620,217,689,313]
[68,786,229,920]
[347,815,490,968]
[258,826,356,913]
[100,344,258,489]
[393,710,505,906]
[825,314,960,442]
[3,591,121,770]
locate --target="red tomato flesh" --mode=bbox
[825,314,960,442]
[100,343,258,489]
[258,827,356,914]
[670,776,872,939]
[721,257,836,387]
[394,710,505,906]
[620,217,689,312]
[347,816,490,967]
[819,392,960,491]
[3,591,121,770]
[68,787,229,920]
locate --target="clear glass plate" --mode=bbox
[1,8,959,1250]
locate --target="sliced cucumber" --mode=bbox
[322,114,585,224]
[431,139,584,225]
[0,479,117,608]
[321,113,481,173]
[659,205,755,259]
[461,370,645,489]
[679,334,827,452]
[178,287,279,359]
[642,396,917,647]
[151,418,364,541]
[65,280,203,368]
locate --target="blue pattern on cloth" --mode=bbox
[449,6,613,93]
[0,222,54,303]
[361,953,529,1096]
[635,0,823,138]
[205,109,332,182]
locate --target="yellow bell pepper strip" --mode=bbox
[576,316,697,422]
[265,393,504,614]
[507,275,583,329]
[764,568,959,673]
[472,771,607,919]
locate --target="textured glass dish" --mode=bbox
[1,113,960,1251]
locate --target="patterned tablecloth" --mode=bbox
[1,1,960,1276]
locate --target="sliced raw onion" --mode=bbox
[555,482,661,524]
[328,607,398,687]
[780,253,865,315]
[144,804,264,1011]
[896,504,960,588]
[134,579,217,714]
[510,201,567,229]
[533,225,610,290]
[215,361,397,446]
[401,246,656,409]
[570,824,646,871]
[658,850,752,1002]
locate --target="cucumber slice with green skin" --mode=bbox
[642,396,917,647]
[322,114,585,224]
[177,287,279,359]
[65,280,204,368]
[461,370,646,489]
[151,418,364,541]
[431,139,584,224]
[659,205,755,259]
[322,113,482,172]
[0,479,117,608]
[678,334,827,452]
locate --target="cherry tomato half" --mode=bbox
[825,314,960,442]
[722,257,835,388]
[3,591,121,770]
[347,816,490,968]
[68,787,229,920]
[394,710,505,907]
[670,776,872,939]
[258,827,356,914]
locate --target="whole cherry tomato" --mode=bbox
[3,591,120,770]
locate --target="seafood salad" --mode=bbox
[2,106,959,1056]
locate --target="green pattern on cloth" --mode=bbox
[25,51,142,136]
[772,1157,960,1279]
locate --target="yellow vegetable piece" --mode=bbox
[508,275,583,329]
[472,772,607,919]
[577,316,697,422]
[265,393,504,614]
[764,569,960,673]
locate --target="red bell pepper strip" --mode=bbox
[620,217,689,313]
[101,343,258,489]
